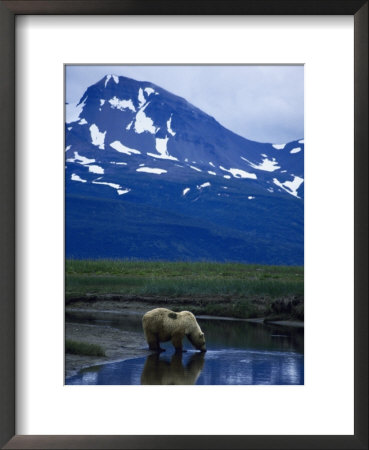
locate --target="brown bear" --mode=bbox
[142,308,206,353]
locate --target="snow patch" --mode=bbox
[89,124,106,149]
[219,165,257,180]
[110,161,127,166]
[190,165,202,172]
[109,96,136,112]
[134,103,158,134]
[126,121,133,130]
[145,87,155,96]
[117,188,131,195]
[88,165,104,174]
[105,74,119,87]
[183,188,190,196]
[167,115,176,136]
[136,167,167,175]
[110,140,141,155]
[242,156,280,172]
[197,182,211,189]
[208,171,216,176]
[273,176,304,198]
[71,174,87,183]
[65,145,71,152]
[248,196,255,200]
[290,147,301,154]
[67,127,72,131]
[298,139,304,144]
[92,180,121,190]
[209,162,215,167]
[155,136,169,156]
[138,88,146,108]
[66,151,95,165]
[147,153,178,161]
[147,136,178,161]
[223,175,231,179]
[272,143,286,150]
[100,99,105,106]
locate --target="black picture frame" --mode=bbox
[0,1,367,449]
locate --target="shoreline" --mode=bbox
[65,303,303,379]
[66,301,304,327]
[65,322,149,379]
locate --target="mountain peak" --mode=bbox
[65,74,304,264]
[104,74,119,85]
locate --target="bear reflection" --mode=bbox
[141,352,205,385]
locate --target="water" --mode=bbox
[66,312,304,385]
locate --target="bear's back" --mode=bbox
[142,308,199,336]
[142,308,168,329]
[143,308,179,334]
[143,308,170,319]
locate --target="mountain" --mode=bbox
[65,74,304,265]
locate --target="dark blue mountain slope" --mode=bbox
[65,74,304,264]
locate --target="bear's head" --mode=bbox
[192,331,206,352]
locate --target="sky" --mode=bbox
[66,65,304,144]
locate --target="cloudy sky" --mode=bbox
[66,65,304,144]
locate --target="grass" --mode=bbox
[66,260,303,297]
[65,339,105,357]
[65,259,304,320]
[66,259,302,276]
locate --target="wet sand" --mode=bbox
[65,322,149,378]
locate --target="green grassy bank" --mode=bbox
[65,339,105,357]
[66,260,304,320]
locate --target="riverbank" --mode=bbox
[65,302,303,378]
[66,292,304,323]
[66,260,304,321]
[66,308,304,385]
[65,321,149,378]
[65,260,303,378]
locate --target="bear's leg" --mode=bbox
[171,332,187,353]
[146,331,166,352]
[155,334,166,353]
[156,339,166,353]
[145,331,159,351]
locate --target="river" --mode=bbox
[65,312,304,385]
